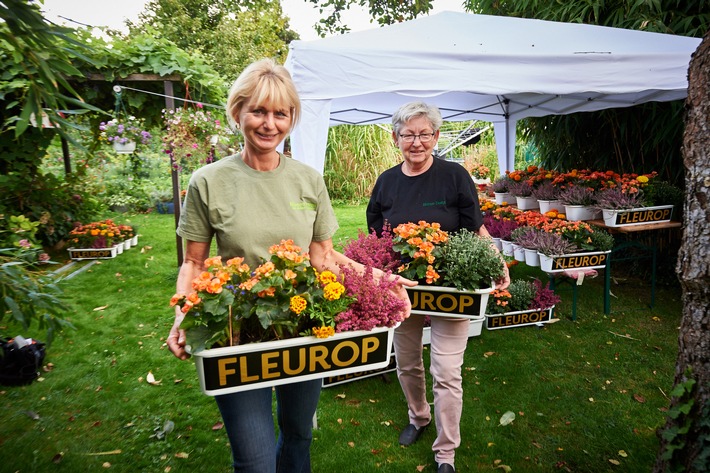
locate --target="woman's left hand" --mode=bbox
[496,261,511,290]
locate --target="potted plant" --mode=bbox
[99,116,152,154]
[594,186,674,227]
[510,226,544,266]
[508,180,539,210]
[470,163,491,185]
[531,180,562,213]
[485,279,560,330]
[170,239,408,395]
[67,219,122,259]
[534,221,614,273]
[492,175,513,205]
[557,185,600,221]
[151,189,175,214]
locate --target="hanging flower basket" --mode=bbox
[192,325,396,396]
[538,250,610,273]
[601,205,673,227]
[486,306,555,330]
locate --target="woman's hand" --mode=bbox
[381,272,417,318]
[167,309,190,360]
[495,260,511,290]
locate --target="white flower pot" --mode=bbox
[513,244,526,262]
[406,285,494,319]
[130,235,138,246]
[473,177,491,186]
[123,240,131,250]
[501,239,514,256]
[192,326,396,396]
[515,196,539,210]
[524,248,540,267]
[602,205,673,227]
[494,192,512,205]
[563,205,601,221]
[538,250,610,273]
[538,199,561,213]
[114,243,124,255]
[492,237,502,251]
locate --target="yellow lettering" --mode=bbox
[437,294,458,312]
[261,352,280,379]
[283,347,306,375]
[218,357,238,387]
[420,292,436,310]
[239,355,259,382]
[331,341,359,367]
[361,337,379,363]
[458,295,474,312]
[309,345,331,371]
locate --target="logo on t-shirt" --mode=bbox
[290,202,317,211]
[422,200,446,208]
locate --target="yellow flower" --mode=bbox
[637,175,649,183]
[318,270,337,284]
[323,281,345,301]
[290,295,307,314]
[313,326,335,338]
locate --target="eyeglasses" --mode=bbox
[398,132,436,143]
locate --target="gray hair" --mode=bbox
[391,102,443,135]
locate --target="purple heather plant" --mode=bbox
[531,180,561,201]
[507,180,533,197]
[510,227,545,249]
[558,185,596,206]
[593,187,644,210]
[492,175,513,193]
[533,231,579,256]
[529,279,561,310]
[335,265,407,332]
[483,215,519,240]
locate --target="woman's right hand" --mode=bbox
[167,309,190,360]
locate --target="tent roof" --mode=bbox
[285,12,700,171]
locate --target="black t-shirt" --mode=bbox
[366,157,483,234]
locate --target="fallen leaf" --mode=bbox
[164,467,172,472]
[147,372,162,385]
[175,452,189,459]
[52,452,64,464]
[102,462,111,468]
[633,393,646,403]
[335,393,346,399]
[499,411,515,426]
[369,399,377,403]
[350,419,360,426]
[347,442,355,448]
[487,442,495,447]
[93,305,109,311]
[337,418,343,424]
[140,245,152,253]
[416,466,426,472]
[483,351,495,358]
[380,420,390,426]
[495,465,512,472]
[24,410,40,420]
[618,450,628,457]
[609,459,620,465]
[212,421,224,430]
[115,273,122,277]
[84,450,122,456]
[370,448,381,455]
[546,318,560,324]
[589,398,594,402]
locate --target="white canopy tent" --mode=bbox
[284,12,701,174]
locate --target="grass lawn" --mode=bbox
[0,206,682,472]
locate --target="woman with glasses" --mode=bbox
[366,101,509,473]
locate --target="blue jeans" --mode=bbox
[215,379,322,473]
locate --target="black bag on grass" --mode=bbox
[0,337,46,386]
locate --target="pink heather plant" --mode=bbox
[529,279,561,310]
[343,224,399,272]
[334,265,407,332]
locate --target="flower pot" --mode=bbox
[602,205,673,227]
[538,199,561,214]
[492,237,502,251]
[501,239,514,256]
[473,177,491,186]
[130,235,138,246]
[406,285,493,319]
[112,141,136,154]
[191,326,396,396]
[538,250,610,273]
[114,243,124,255]
[494,192,512,205]
[67,247,117,260]
[513,244,526,262]
[515,196,539,210]
[523,248,540,267]
[563,205,601,221]
[422,317,484,345]
[486,306,555,330]
[123,240,131,251]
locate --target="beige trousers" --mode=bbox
[394,314,470,465]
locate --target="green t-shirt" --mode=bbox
[177,153,339,268]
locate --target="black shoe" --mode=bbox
[398,423,429,446]
[437,463,455,473]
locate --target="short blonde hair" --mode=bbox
[226,58,301,132]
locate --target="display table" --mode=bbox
[587,219,682,314]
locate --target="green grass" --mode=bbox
[0,208,682,472]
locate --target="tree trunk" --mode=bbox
[654,29,710,472]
